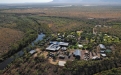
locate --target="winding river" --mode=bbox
[0,33,45,70]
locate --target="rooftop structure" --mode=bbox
[61,47,67,51]
[100,50,105,53]
[101,53,106,57]
[78,44,83,48]
[49,41,59,45]
[29,50,36,54]
[46,44,60,51]
[73,49,81,57]
[92,56,99,60]
[85,50,89,54]
[99,44,106,50]
[59,42,69,46]
[58,61,66,66]
[105,49,112,53]
[50,41,69,47]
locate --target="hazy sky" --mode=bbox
[1,0,121,3]
[52,0,121,3]
[0,0,53,3]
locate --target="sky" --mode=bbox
[0,0,53,3]
[52,0,121,3]
[0,0,121,3]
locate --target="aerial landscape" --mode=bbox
[0,0,121,75]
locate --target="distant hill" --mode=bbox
[51,0,121,3]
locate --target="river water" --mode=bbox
[0,33,45,70]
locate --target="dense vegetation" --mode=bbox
[95,67,121,75]
[96,20,121,38]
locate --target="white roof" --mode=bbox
[29,50,36,54]
[50,41,69,46]
[100,50,105,53]
[99,44,106,49]
[78,44,83,48]
[101,54,106,57]
[85,50,88,53]
[61,47,67,50]
[92,56,99,59]
[46,44,60,51]
[58,61,66,66]
[59,42,69,46]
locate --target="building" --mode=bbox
[46,44,60,51]
[58,61,66,66]
[73,49,81,59]
[49,41,59,45]
[47,41,69,51]
[101,53,106,57]
[61,47,67,51]
[50,41,69,47]
[59,42,69,47]
[99,44,106,50]
[92,56,99,60]
[29,50,36,55]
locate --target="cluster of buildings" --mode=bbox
[28,35,112,66]
[46,41,82,58]
[46,41,69,51]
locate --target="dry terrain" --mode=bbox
[0,28,23,56]
[1,6,121,18]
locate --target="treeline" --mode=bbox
[61,44,121,75]
[63,58,120,75]
[95,67,121,75]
